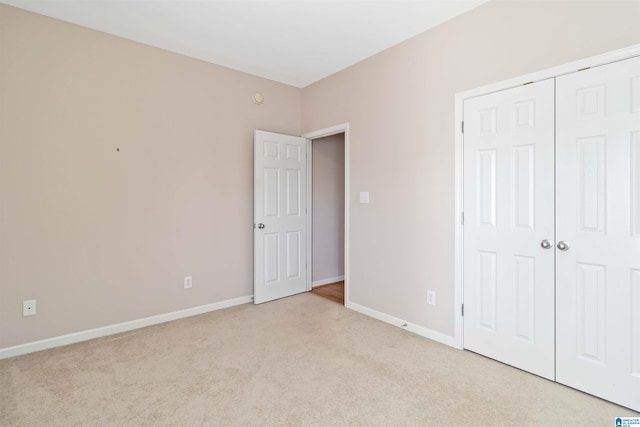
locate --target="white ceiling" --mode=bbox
[2,0,490,88]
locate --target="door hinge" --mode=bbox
[461,304,464,317]
[461,121,464,134]
[461,212,464,225]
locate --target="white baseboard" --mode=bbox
[346,301,455,348]
[312,275,345,288]
[0,295,253,360]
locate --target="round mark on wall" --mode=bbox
[253,92,264,105]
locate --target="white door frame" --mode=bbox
[302,123,350,305]
[453,44,640,350]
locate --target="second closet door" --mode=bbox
[555,56,640,412]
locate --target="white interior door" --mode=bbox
[254,130,308,304]
[556,56,640,411]
[463,79,556,380]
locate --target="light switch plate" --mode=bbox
[427,290,436,306]
[359,191,370,204]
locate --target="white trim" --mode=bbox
[303,123,349,140]
[0,295,253,360]
[454,92,464,350]
[306,138,313,292]
[312,275,345,288]
[347,301,455,347]
[458,44,640,102]
[302,123,350,306]
[453,43,640,351]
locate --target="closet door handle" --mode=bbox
[557,241,570,251]
[540,239,552,249]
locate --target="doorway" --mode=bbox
[253,124,350,304]
[303,124,350,306]
[309,133,345,304]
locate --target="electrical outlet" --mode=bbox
[427,290,436,306]
[184,276,192,289]
[23,300,37,316]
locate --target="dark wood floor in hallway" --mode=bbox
[310,281,344,305]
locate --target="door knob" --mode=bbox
[257,223,265,229]
[540,239,552,249]
[557,241,570,251]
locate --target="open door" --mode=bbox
[254,130,308,304]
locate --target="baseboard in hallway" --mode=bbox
[312,275,344,288]
[310,281,344,305]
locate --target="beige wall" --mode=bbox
[2,0,640,351]
[312,134,345,284]
[302,0,640,336]
[0,4,301,348]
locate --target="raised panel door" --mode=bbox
[463,79,556,380]
[254,130,308,304]
[556,56,640,411]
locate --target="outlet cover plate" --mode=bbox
[23,300,37,316]
[184,276,192,289]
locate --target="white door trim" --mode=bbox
[302,123,350,305]
[453,43,640,350]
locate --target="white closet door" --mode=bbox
[556,56,640,411]
[463,79,556,380]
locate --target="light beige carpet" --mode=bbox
[1,293,637,426]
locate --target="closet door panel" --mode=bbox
[463,79,555,380]
[556,55,640,412]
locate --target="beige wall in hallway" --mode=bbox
[302,0,640,337]
[0,4,301,348]
[312,134,345,284]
